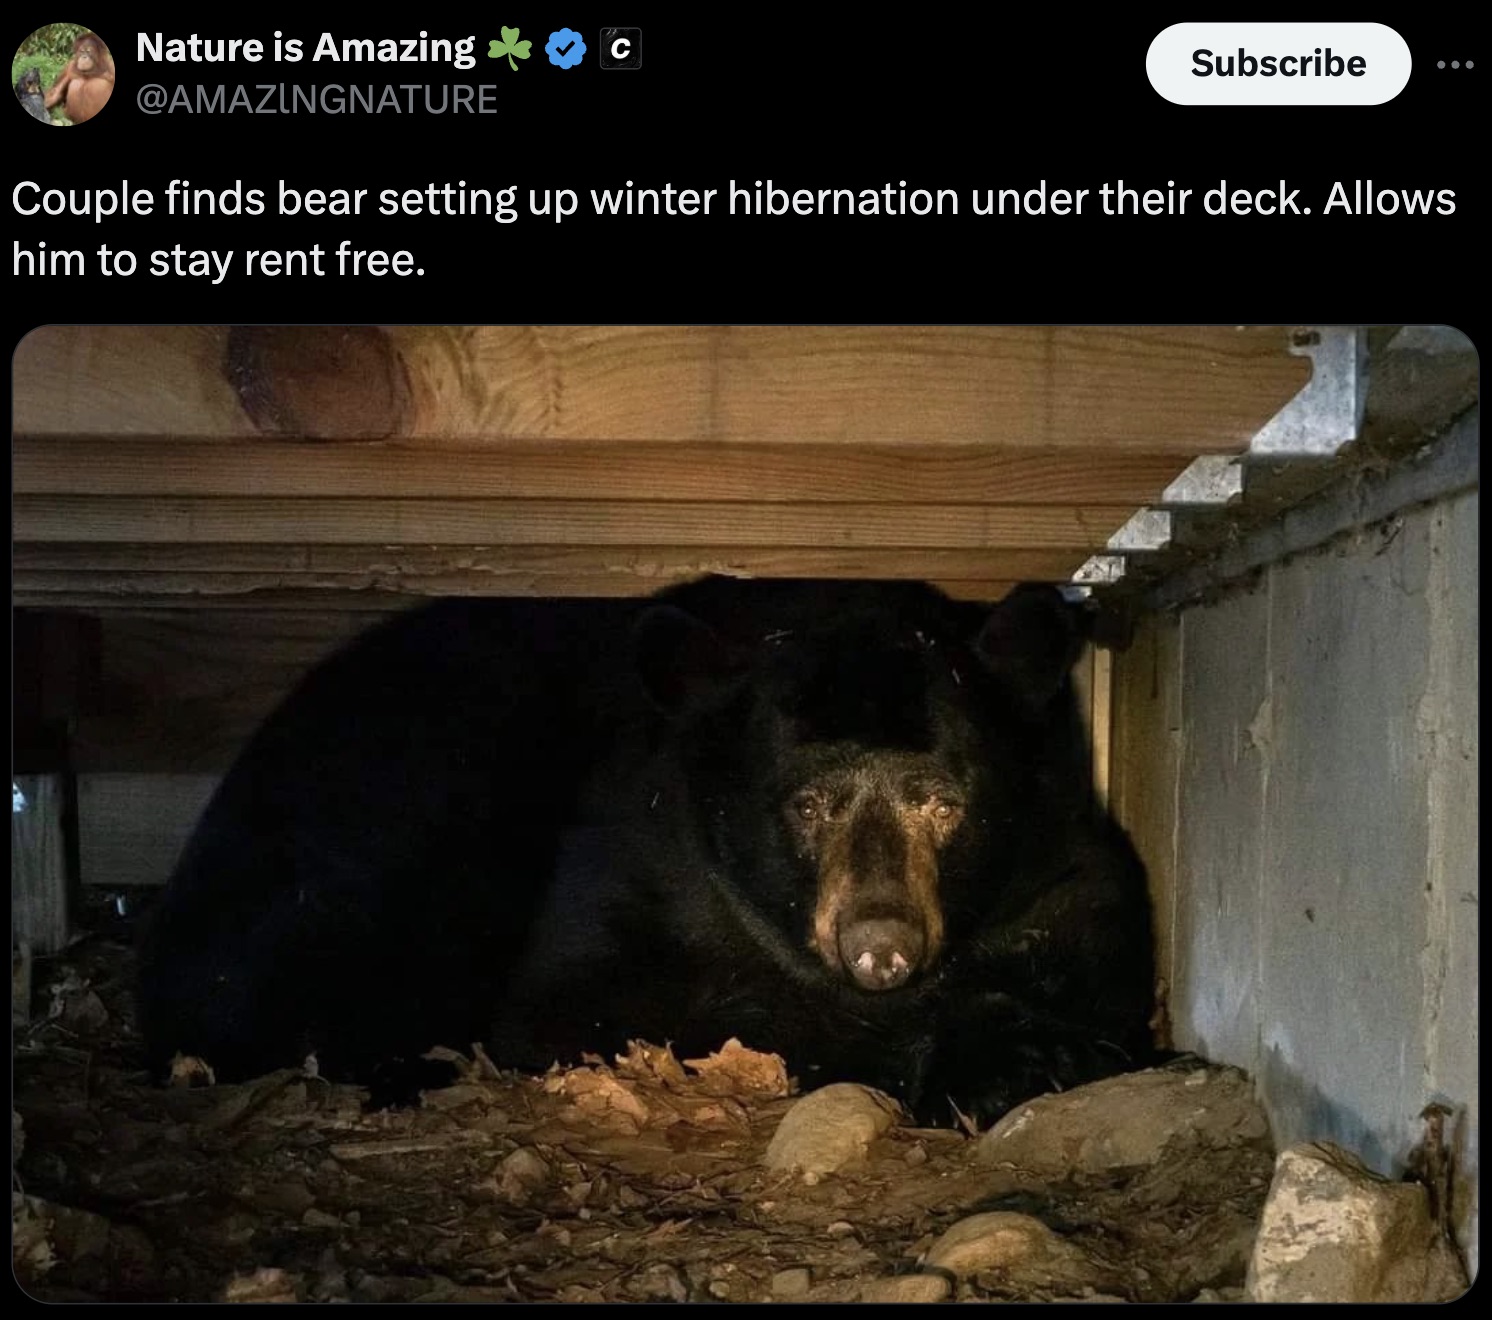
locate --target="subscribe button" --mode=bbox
[1148,23,1411,105]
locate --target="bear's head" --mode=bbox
[633,582,1092,992]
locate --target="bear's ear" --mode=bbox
[633,605,744,716]
[973,584,1089,710]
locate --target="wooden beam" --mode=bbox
[14,438,1193,506]
[13,582,1026,610]
[14,543,1081,578]
[12,572,1030,604]
[61,592,1031,776]
[1090,645,1114,810]
[78,774,220,888]
[12,776,72,954]
[14,497,1132,548]
[65,610,379,771]
[14,592,416,613]
[1109,613,1183,1044]
[14,325,1310,451]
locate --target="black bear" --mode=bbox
[137,579,1155,1126]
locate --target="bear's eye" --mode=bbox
[920,791,964,823]
[793,794,822,822]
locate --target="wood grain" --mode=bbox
[14,496,1132,548]
[15,325,1310,451]
[14,438,1193,506]
[12,776,72,954]
[78,773,220,888]
[14,543,1082,578]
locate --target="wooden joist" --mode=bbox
[12,324,1314,607]
[14,544,1079,607]
[13,579,1031,609]
[14,438,1191,505]
[15,325,1308,449]
[13,543,1081,577]
[15,497,1134,548]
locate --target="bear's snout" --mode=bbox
[837,914,925,989]
[802,772,950,986]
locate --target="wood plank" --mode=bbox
[14,543,1084,579]
[1110,613,1182,1045]
[13,438,1193,506]
[17,586,1028,611]
[16,326,248,438]
[1090,646,1114,810]
[937,582,1018,603]
[13,577,1025,608]
[15,325,1310,451]
[61,584,1028,773]
[78,773,220,888]
[14,497,1133,548]
[15,592,416,613]
[13,610,97,726]
[12,776,72,955]
[70,612,379,771]
[1070,645,1097,795]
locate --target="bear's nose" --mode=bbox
[838,917,924,990]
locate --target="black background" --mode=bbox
[4,11,1483,332]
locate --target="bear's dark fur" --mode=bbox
[137,579,1155,1125]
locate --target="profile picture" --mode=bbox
[13,24,114,124]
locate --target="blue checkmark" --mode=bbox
[546,28,586,69]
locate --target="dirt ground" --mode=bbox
[13,893,1272,1303]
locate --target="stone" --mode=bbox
[1245,1142,1468,1302]
[977,1063,1269,1177]
[763,1083,900,1176]
[860,1273,951,1303]
[770,1267,812,1297]
[924,1211,1091,1282]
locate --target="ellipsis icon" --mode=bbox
[1147,23,1412,105]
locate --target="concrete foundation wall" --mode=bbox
[1113,467,1478,1275]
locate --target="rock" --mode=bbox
[770,1267,812,1297]
[634,1263,689,1302]
[1245,1142,1469,1302]
[311,1246,349,1301]
[496,1146,550,1202]
[763,1083,900,1176]
[61,989,110,1032]
[301,1207,343,1230]
[12,1194,57,1284]
[977,1064,1269,1176]
[222,1267,301,1302]
[860,1273,952,1303]
[1190,1285,1245,1302]
[924,1211,1094,1286]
